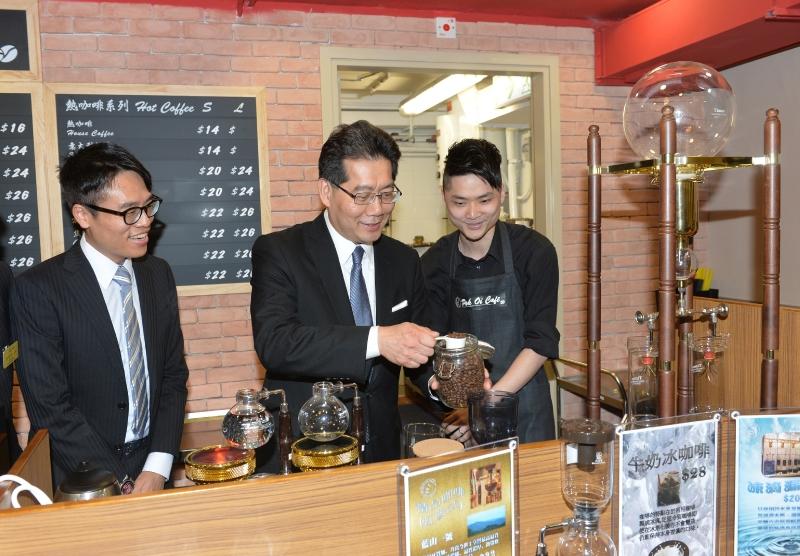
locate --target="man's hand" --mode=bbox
[131,470,166,494]
[378,323,438,368]
[442,408,474,446]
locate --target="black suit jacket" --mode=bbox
[0,262,21,464]
[251,213,427,468]
[11,243,189,488]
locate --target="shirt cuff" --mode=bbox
[142,451,174,481]
[366,326,380,359]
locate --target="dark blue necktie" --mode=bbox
[113,265,149,438]
[349,246,373,326]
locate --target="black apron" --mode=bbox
[447,223,554,443]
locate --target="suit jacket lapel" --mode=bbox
[62,243,125,375]
[305,214,354,325]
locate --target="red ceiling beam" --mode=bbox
[595,0,800,85]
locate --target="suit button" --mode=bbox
[117,402,128,410]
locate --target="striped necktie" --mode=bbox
[349,246,373,326]
[113,265,149,438]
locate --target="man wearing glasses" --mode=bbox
[251,120,438,470]
[12,142,188,493]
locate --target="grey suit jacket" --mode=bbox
[250,213,428,468]
[11,243,188,488]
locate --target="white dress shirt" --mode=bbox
[80,236,173,480]
[323,210,380,359]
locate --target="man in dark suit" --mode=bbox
[251,120,438,469]
[11,143,188,492]
[1,261,21,468]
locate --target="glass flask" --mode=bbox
[690,334,729,413]
[558,418,617,556]
[557,519,616,556]
[298,381,350,442]
[222,388,274,449]
[433,333,495,408]
[627,336,658,422]
[622,61,736,159]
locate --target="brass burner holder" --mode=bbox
[184,445,255,484]
[291,435,359,471]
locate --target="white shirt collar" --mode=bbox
[80,235,133,289]
[323,209,374,267]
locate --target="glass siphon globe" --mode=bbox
[298,381,350,442]
[222,388,274,449]
[557,521,617,556]
[623,61,736,159]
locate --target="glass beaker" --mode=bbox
[690,334,729,413]
[468,390,519,444]
[627,336,658,422]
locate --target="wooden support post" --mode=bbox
[677,276,693,415]
[658,106,677,417]
[760,108,781,409]
[586,125,602,420]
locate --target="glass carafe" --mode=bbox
[627,336,658,422]
[298,381,350,442]
[222,388,274,449]
[690,334,729,413]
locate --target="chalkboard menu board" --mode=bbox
[51,88,269,289]
[0,91,42,274]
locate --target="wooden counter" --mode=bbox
[0,430,599,554]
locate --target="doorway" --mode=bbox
[320,47,563,257]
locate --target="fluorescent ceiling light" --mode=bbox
[458,76,531,125]
[400,74,487,116]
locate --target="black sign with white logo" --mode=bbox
[0,10,30,72]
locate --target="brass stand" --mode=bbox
[585,108,781,417]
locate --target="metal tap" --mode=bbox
[536,520,571,556]
[635,310,659,349]
[701,304,728,337]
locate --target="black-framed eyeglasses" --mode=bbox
[330,182,402,205]
[85,196,162,225]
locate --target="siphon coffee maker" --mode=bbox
[537,418,617,556]
[221,387,293,474]
[291,381,364,471]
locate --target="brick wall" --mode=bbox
[13,0,664,441]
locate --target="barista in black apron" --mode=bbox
[446,222,555,443]
[422,138,558,444]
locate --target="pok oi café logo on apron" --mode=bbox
[454,293,507,309]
